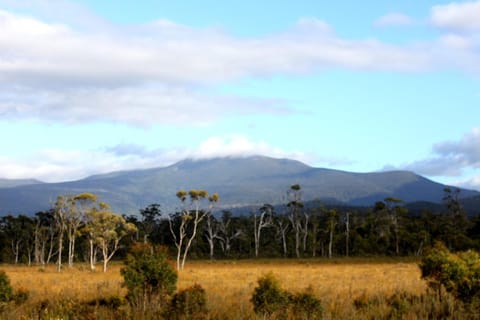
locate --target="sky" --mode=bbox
[0,1,479,190]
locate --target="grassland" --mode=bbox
[0,258,454,319]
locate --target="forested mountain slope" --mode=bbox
[0,156,477,215]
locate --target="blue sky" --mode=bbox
[0,0,479,190]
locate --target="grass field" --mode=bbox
[0,257,435,319]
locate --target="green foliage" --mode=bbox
[251,272,290,317]
[290,287,323,319]
[168,284,208,320]
[0,271,13,303]
[121,243,177,308]
[420,242,480,303]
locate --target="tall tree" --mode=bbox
[215,211,243,257]
[68,193,97,267]
[204,213,220,260]
[384,197,407,256]
[287,184,306,258]
[325,209,338,258]
[275,214,289,258]
[442,187,471,250]
[33,210,57,266]
[253,204,274,258]
[169,190,219,270]
[85,209,137,272]
[139,204,162,244]
[53,195,70,272]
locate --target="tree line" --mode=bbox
[1,186,480,271]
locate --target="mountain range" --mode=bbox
[0,156,478,215]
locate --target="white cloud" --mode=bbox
[374,13,414,27]
[0,5,478,125]
[0,9,433,125]
[0,85,291,125]
[453,175,480,190]
[0,135,314,182]
[431,1,480,31]
[394,128,480,178]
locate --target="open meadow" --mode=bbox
[0,258,445,319]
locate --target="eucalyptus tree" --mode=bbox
[384,197,407,255]
[53,195,71,272]
[204,213,220,259]
[0,215,34,264]
[442,187,470,250]
[253,204,274,258]
[139,203,162,244]
[169,189,219,270]
[33,210,57,266]
[68,193,98,267]
[215,211,243,257]
[287,184,306,258]
[275,214,289,258]
[85,208,137,272]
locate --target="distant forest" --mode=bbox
[0,186,479,267]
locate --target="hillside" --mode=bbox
[0,156,477,215]
[0,178,43,188]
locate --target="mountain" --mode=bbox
[0,156,478,215]
[0,178,43,188]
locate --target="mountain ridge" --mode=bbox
[0,155,477,215]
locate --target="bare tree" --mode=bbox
[385,197,406,256]
[287,184,306,258]
[169,189,219,270]
[325,209,338,258]
[253,204,274,258]
[53,195,70,272]
[216,211,243,256]
[345,211,350,257]
[275,215,289,257]
[204,213,220,260]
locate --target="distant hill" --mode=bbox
[0,156,478,215]
[0,178,43,188]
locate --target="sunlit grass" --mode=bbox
[1,258,426,319]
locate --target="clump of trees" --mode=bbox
[0,193,137,272]
[1,186,480,266]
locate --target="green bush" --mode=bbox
[251,273,290,318]
[0,271,13,303]
[290,287,323,320]
[420,242,480,304]
[121,243,177,311]
[168,284,208,320]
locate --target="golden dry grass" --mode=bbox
[1,258,427,319]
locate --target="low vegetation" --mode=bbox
[0,253,474,319]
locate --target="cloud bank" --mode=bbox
[0,4,461,126]
[0,135,315,182]
[393,128,480,189]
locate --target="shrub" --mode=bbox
[168,284,208,319]
[121,243,177,311]
[251,272,290,318]
[290,286,323,319]
[0,271,13,303]
[420,243,480,304]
